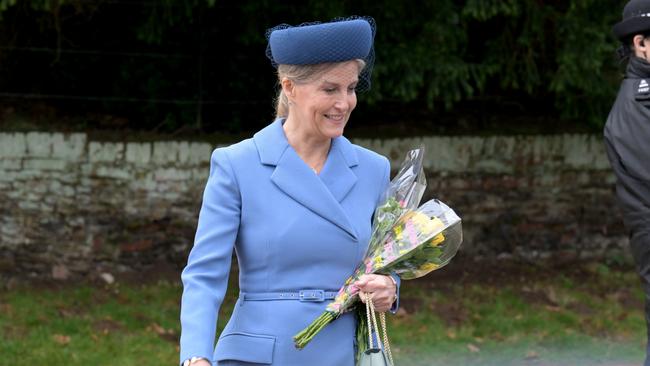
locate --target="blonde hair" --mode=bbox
[274,60,365,118]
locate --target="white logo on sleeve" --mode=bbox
[639,79,649,93]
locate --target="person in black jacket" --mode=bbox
[605,1,650,365]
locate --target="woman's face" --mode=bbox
[289,61,359,139]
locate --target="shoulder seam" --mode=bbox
[219,149,243,202]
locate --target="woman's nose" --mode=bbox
[334,95,351,110]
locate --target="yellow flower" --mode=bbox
[394,225,403,240]
[373,256,383,266]
[409,212,429,228]
[410,213,445,236]
[429,233,445,247]
[419,263,439,272]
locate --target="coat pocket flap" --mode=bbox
[214,332,275,364]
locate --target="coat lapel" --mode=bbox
[253,119,359,241]
[319,137,358,203]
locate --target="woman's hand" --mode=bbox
[353,274,397,313]
[183,359,211,366]
[191,360,211,366]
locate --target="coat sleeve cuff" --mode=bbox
[389,272,401,314]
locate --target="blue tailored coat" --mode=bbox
[180,118,399,366]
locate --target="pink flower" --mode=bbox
[405,221,419,248]
[365,259,373,273]
[383,238,396,255]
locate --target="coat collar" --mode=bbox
[627,56,650,79]
[253,119,359,240]
[253,118,358,167]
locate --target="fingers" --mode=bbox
[354,274,395,293]
[354,275,397,312]
[363,291,392,312]
[355,274,370,288]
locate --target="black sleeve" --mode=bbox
[604,99,650,233]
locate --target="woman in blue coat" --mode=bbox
[179,17,400,366]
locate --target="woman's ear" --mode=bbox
[281,78,295,100]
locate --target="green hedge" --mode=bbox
[0,0,626,132]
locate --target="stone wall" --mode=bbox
[0,133,213,279]
[357,135,625,263]
[0,132,628,279]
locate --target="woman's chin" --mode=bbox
[323,119,347,136]
[325,126,346,138]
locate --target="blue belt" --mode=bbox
[239,290,337,302]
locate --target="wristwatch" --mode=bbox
[182,357,209,366]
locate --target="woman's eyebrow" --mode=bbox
[320,80,340,87]
[321,79,359,86]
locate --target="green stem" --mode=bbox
[293,312,336,349]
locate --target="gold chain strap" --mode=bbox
[364,292,375,349]
[363,292,394,365]
[379,311,393,364]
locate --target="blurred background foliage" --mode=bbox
[0,0,625,136]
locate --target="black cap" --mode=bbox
[613,0,650,41]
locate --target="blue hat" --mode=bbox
[265,16,376,91]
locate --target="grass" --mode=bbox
[0,260,646,365]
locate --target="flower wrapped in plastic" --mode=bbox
[293,147,463,349]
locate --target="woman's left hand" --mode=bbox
[353,274,397,313]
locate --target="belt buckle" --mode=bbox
[299,289,325,302]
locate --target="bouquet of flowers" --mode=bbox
[293,147,463,350]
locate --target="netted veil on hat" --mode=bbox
[265,16,376,91]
